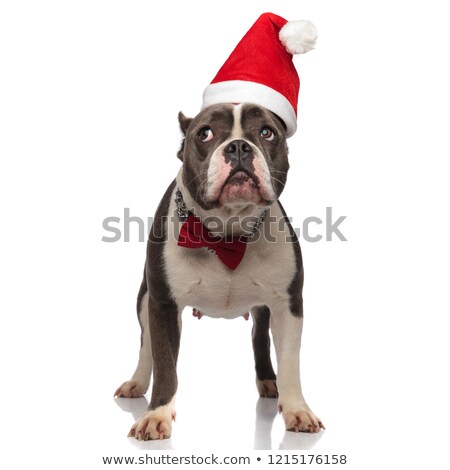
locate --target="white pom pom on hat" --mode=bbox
[202,12,317,137]
[279,20,317,55]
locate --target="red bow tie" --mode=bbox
[177,214,247,270]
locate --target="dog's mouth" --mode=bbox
[219,168,263,205]
[222,169,259,189]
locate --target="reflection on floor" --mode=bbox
[114,395,324,451]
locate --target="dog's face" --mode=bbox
[178,104,289,211]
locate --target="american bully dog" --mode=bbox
[114,12,324,440]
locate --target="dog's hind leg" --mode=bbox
[251,305,278,398]
[114,273,152,398]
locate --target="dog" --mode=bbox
[114,102,324,440]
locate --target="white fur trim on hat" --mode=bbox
[202,80,297,138]
[279,20,317,54]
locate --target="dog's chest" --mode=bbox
[163,201,296,318]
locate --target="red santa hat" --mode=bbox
[202,12,317,138]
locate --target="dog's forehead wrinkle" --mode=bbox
[241,104,270,120]
[240,104,284,134]
[243,103,264,114]
[193,106,235,130]
[241,105,277,132]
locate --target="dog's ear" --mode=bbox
[177,112,193,161]
[178,111,193,135]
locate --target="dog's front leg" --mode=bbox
[128,296,181,441]
[270,309,324,433]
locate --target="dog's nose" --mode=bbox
[224,139,253,163]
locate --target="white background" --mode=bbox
[1,0,449,468]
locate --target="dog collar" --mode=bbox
[174,189,267,270]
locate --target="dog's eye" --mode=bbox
[260,128,274,141]
[198,127,214,142]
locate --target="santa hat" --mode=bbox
[202,12,317,138]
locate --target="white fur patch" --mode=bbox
[231,103,243,138]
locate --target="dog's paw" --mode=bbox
[128,407,176,441]
[114,380,147,398]
[280,404,325,433]
[256,379,278,398]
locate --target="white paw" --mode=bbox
[256,379,278,398]
[128,404,176,441]
[114,380,147,398]
[280,403,325,433]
